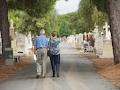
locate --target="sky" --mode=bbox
[55,0,81,15]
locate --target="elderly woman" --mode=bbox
[49,31,60,77]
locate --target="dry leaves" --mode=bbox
[0,56,32,80]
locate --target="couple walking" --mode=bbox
[34,29,60,78]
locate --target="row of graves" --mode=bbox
[0,20,33,65]
[75,22,113,58]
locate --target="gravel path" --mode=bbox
[0,42,119,90]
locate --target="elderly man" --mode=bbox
[34,29,48,78]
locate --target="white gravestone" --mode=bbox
[75,34,83,49]
[94,25,104,57]
[79,33,83,49]
[25,32,33,55]
[16,33,26,53]
[103,22,111,40]
[75,34,80,48]
[16,32,32,55]
[101,22,113,58]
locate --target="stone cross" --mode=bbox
[103,22,111,40]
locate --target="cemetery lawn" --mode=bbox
[81,53,120,88]
[0,56,32,80]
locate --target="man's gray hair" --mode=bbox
[40,29,45,35]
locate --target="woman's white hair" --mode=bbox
[40,29,45,35]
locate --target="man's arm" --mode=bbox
[33,38,37,54]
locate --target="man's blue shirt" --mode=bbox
[34,35,48,49]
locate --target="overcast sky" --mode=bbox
[55,0,81,15]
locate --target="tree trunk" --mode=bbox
[0,0,11,59]
[107,0,120,64]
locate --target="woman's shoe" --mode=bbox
[57,74,59,77]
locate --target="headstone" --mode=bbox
[25,32,33,55]
[5,48,14,65]
[94,25,104,56]
[75,34,79,48]
[16,32,33,55]
[79,33,84,49]
[103,22,111,40]
[100,22,113,58]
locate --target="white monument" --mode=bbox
[16,32,32,55]
[25,32,33,55]
[75,34,84,49]
[93,25,104,57]
[103,22,111,40]
[75,34,79,48]
[101,22,113,58]
[79,33,84,49]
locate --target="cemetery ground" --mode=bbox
[81,52,120,87]
[0,55,32,80]
[0,42,119,90]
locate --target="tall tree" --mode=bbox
[0,0,11,59]
[92,0,120,64]
[78,0,94,32]
[0,0,56,59]
[107,0,120,64]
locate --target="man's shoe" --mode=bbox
[36,75,40,79]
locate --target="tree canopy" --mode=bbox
[8,0,56,35]
[8,0,56,18]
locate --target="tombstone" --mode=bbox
[75,34,79,48]
[25,32,33,55]
[103,22,111,40]
[93,25,104,56]
[16,32,32,55]
[79,33,84,49]
[100,22,113,58]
